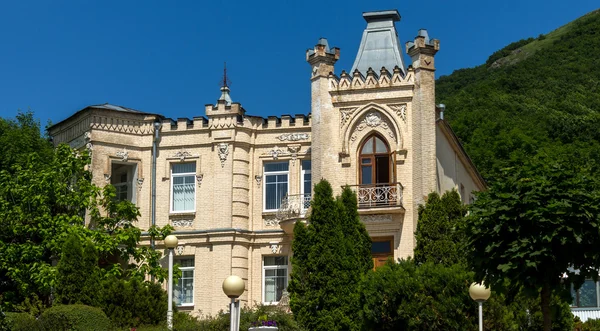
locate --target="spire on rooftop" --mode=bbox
[218,62,232,106]
[350,10,406,76]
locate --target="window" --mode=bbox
[371,237,393,269]
[263,256,288,303]
[174,258,194,306]
[264,162,289,211]
[301,160,311,211]
[171,162,196,213]
[359,134,391,185]
[572,279,600,308]
[111,163,137,203]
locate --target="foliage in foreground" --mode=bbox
[0,143,172,313]
[40,304,111,331]
[289,180,372,331]
[464,154,600,330]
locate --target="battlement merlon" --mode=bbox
[406,29,440,70]
[306,38,340,77]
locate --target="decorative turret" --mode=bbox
[406,29,440,71]
[306,38,339,78]
[351,10,406,76]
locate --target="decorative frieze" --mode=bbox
[265,147,286,160]
[217,143,229,167]
[264,218,280,227]
[277,133,309,141]
[339,107,358,128]
[173,151,192,161]
[172,219,194,228]
[389,104,407,122]
[360,215,393,223]
[350,112,395,142]
[116,150,129,162]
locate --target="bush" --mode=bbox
[581,318,600,331]
[3,312,43,331]
[100,276,168,328]
[40,304,111,331]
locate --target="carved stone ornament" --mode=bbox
[86,142,93,151]
[360,215,393,223]
[264,218,280,227]
[176,245,185,255]
[172,219,194,228]
[339,107,358,128]
[173,151,192,161]
[196,174,203,187]
[217,143,229,167]
[288,145,300,165]
[116,150,129,162]
[389,104,407,122]
[137,178,144,190]
[83,131,91,140]
[104,174,111,183]
[270,243,281,254]
[266,146,286,160]
[255,175,262,186]
[350,112,395,142]
[277,133,309,141]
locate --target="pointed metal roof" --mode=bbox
[351,10,406,76]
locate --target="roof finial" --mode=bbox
[221,62,231,88]
[218,62,233,106]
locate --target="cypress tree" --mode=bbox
[414,190,467,266]
[289,180,372,331]
[55,234,100,306]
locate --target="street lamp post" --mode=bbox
[164,235,178,330]
[222,275,245,331]
[469,282,491,331]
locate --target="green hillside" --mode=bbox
[437,9,600,181]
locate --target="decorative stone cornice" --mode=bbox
[277,133,309,141]
[172,219,194,228]
[350,112,395,142]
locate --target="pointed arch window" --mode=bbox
[359,134,392,185]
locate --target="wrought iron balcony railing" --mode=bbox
[349,182,403,209]
[276,194,311,220]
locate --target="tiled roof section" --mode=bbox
[88,103,144,113]
[351,10,406,76]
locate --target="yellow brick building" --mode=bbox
[49,10,485,316]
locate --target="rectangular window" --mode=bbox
[174,258,194,306]
[111,163,137,203]
[263,256,288,303]
[171,162,196,213]
[264,162,289,211]
[301,160,311,211]
[571,279,599,308]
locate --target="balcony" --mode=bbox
[276,194,311,234]
[349,182,403,211]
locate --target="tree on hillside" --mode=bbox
[414,190,467,266]
[0,144,172,313]
[463,154,600,331]
[0,111,53,173]
[288,180,372,331]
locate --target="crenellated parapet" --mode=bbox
[329,66,413,91]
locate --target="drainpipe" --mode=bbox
[151,121,162,252]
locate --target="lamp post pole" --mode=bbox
[469,282,491,331]
[222,275,245,331]
[164,235,179,330]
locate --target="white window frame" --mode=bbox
[170,162,196,213]
[301,159,311,197]
[262,256,289,304]
[263,162,289,212]
[111,162,138,204]
[174,258,195,307]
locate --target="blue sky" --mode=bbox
[0,0,597,126]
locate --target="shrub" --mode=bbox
[40,304,111,331]
[581,318,600,331]
[3,312,43,331]
[100,276,168,328]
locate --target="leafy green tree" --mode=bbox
[0,144,172,312]
[414,190,467,266]
[289,180,372,331]
[463,154,599,331]
[361,259,476,330]
[0,111,53,173]
[55,234,100,306]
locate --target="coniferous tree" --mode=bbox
[289,180,371,331]
[414,190,467,266]
[55,234,86,305]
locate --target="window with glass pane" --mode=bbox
[263,256,288,303]
[264,162,289,211]
[111,163,137,203]
[174,258,194,306]
[171,163,196,212]
[571,279,599,307]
